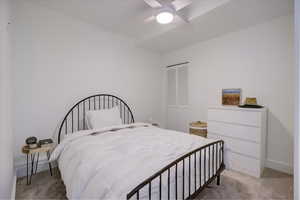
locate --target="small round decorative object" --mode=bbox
[26,137,38,148]
[26,136,37,144]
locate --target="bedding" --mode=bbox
[51,123,220,199]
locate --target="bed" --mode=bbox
[51,94,225,199]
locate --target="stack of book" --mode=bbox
[39,139,54,148]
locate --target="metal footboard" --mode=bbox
[127,140,225,200]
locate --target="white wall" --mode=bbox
[0,0,15,198]
[12,1,163,175]
[162,15,294,174]
[294,0,300,198]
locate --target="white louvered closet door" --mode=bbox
[166,64,189,132]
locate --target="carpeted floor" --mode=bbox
[16,168,293,199]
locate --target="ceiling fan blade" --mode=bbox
[172,0,192,11]
[144,15,156,23]
[143,0,162,8]
[176,12,189,23]
[156,0,174,6]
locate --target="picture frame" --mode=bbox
[222,88,241,106]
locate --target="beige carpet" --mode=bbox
[16,168,293,199]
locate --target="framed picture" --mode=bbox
[222,88,241,105]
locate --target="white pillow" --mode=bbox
[86,106,122,129]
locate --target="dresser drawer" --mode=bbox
[224,150,261,177]
[208,121,260,143]
[208,109,261,127]
[208,132,260,159]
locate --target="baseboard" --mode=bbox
[15,155,57,178]
[11,171,16,200]
[265,159,293,175]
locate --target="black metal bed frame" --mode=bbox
[57,94,225,199]
[127,140,225,200]
[58,94,134,143]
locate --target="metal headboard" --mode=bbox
[58,94,134,143]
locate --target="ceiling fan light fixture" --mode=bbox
[156,11,174,24]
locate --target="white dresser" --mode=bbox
[207,106,267,177]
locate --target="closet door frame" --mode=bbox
[166,63,189,132]
[166,64,189,108]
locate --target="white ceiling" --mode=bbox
[30,0,294,53]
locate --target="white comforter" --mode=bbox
[50,123,219,199]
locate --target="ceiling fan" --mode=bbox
[143,0,192,24]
